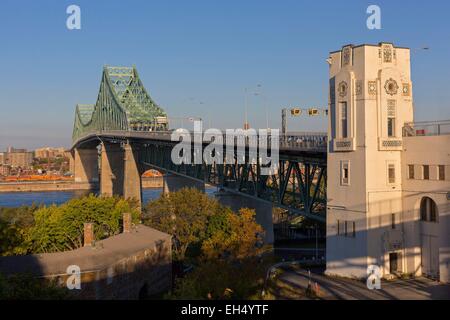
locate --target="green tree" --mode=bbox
[0,206,37,256]
[29,194,140,253]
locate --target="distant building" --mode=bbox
[1,147,34,168]
[7,147,27,153]
[7,151,34,168]
[0,165,11,176]
[35,147,66,159]
[326,43,449,284]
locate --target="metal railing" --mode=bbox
[403,120,450,137]
[74,129,328,152]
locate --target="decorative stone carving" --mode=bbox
[338,81,348,97]
[384,78,399,96]
[402,83,410,96]
[383,45,393,63]
[343,47,351,66]
[356,80,363,96]
[387,100,396,117]
[368,81,377,95]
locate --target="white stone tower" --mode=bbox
[326,43,414,278]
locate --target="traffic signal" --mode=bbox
[291,108,302,116]
[308,108,319,116]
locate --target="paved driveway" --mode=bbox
[275,266,450,300]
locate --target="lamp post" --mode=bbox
[254,84,270,130]
[244,87,250,130]
[243,85,262,130]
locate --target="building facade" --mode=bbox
[326,43,450,283]
[35,147,66,159]
[0,164,11,176]
[7,151,34,168]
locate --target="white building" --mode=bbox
[325,42,450,283]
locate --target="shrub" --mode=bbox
[0,273,70,300]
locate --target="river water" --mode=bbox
[0,187,219,208]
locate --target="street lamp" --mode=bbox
[254,84,270,130]
[244,87,249,130]
[243,85,263,130]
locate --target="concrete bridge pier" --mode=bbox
[123,143,143,210]
[215,190,274,244]
[100,143,125,197]
[162,174,205,194]
[73,148,99,185]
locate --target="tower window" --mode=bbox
[420,197,438,223]
[341,160,350,186]
[339,102,348,138]
[387,118,395,137]
[438,165,445,181]
[408,165,415,179]
[387,100,396,137]
[423,165,430,180]
[388,163,396,184]
[391,213,396,229]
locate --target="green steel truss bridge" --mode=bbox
[72,66,168,142]
[72,66,327,222]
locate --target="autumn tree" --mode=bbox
[143,188,230,261]
[201,208,265,261]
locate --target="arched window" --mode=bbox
[420,197,438,223]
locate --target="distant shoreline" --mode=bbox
[0,176,163,193]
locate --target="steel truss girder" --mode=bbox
[72,66,167,143]
[138,141,326,222]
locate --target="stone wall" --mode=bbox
[0,225,172,300]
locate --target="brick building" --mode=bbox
[35,147,66,159]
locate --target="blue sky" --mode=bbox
[0,0,449,149]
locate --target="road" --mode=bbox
[274,266,450,300]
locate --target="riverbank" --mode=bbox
[0,181,95,193]
[0,176,164,193]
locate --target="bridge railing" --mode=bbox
[75,129,328,152]
[403,120,450,137]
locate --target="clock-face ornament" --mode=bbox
[385,78,399,96]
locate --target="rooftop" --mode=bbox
[0,224,171,276]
